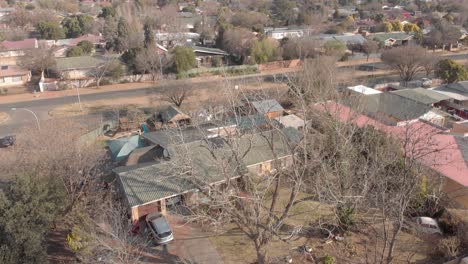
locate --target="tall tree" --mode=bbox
[172,46,196,73]
[381,46,427,82]
[115,17,130,53]
[36,20,65,40]
[18,48,56,75]
[0,175,65,264]
[435,59,468,83]
[362,40,379,61]
[143,21,154,48]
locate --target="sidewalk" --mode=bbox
[0,67,301,105]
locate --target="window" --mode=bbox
[0,78,4,83]
[12,76,22,82]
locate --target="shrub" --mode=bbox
[336,204,356,231]
[438,237,461,258]
[66,46,84,57]
[324,255,335,264]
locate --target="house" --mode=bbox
[191,46,229,67]
[0,65,31,87]
[115,128,299,221]
[54,55,119,80]
[347,85,383,95]
[371,32,414,47]
[390,88,452,106]
[264,27,310,40]
[251,99,285,119]
[356,92,434,126]
[156,105,191,127]
[178,12,202,30]
[431,81,468,119]
[52,34,105,57]
[275,114,306,130]
[318,34,368,46]
[319,101,468,208]
[155,32,201,49]
[0,7,14,21]
[0,38,38,65]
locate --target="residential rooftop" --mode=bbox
[391,88,451,105]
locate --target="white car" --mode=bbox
[421,78,432,88]
[414,217,442,235]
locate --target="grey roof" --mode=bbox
[391,88,451,105]
[251,99,284,114]
[319,34,367,45]
[115,139,245,207]
[456,136,468,168]
[192,46,228,56]
[160,105,189,123]
[237,130,297,166]
[142,122,219,147]
[360,92,432,122]
[372,32,414,42]
[230,114,270,131]
[432,81,468,101]
[55,56,119,71]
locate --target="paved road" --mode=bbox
[0,52,466,137]
[0,74,285,137]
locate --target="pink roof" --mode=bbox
[69,34,104,46]
[316,102,468,186]
[0,38,37,51]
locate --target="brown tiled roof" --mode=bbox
[0,38,37,51]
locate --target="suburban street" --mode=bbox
[0,52,466,138]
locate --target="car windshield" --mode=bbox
[149,216,171,235]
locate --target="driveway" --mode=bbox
[141,214,223,264]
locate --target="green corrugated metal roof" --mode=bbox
[372,32,414,42]
[115,139,245,207]
[391,88,451,105]
[115,129,300,207]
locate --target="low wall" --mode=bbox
[258,59,301,71]
[53,74,154,89]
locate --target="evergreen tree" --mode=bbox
[0,175,65,264]
[143,22,154,48]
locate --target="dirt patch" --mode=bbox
[49,82,289,118]
[46,227,75,263]
[0,112,9,124]
[208,189,441,264]
[49,97,156,117]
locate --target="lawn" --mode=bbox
[207,188,442,264]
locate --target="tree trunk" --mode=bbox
[386,223,402,264]
[255,245,268,264]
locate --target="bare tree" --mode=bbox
[0,118,108,214]
[362,40,379,62]
[381,46,427,82]
[88,58,123,87]
[18,48,56,75]
[421,51,440,77]
[222,27,256,63]
[135,49,168,82]
[158,81,193,107]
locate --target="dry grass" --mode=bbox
[0,112,9,124]
[207,188,443,264]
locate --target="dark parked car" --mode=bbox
[145,213,174,245]
[0,135,15,148]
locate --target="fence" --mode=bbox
[258,59,301,71]
[179,65,260,78]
